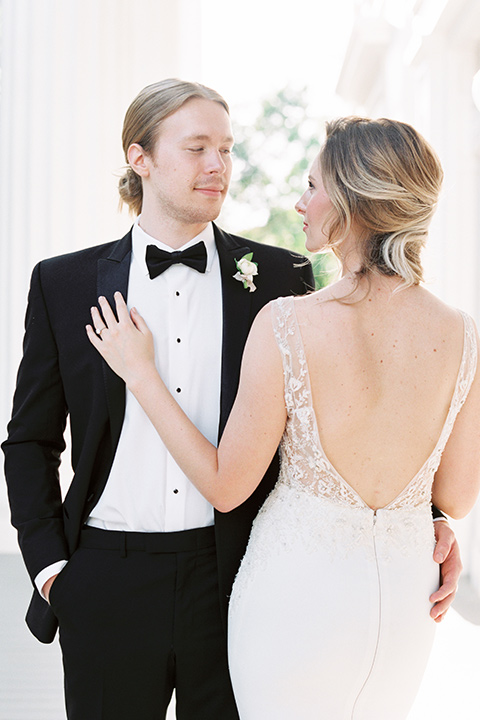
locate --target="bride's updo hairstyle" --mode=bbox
[119,79,229,215]
[319,117,443,286]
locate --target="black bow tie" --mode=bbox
[145,241,208,278]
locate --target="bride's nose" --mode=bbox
[295,194,307,215]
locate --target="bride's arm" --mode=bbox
[86,293,287,512]
[432,326,480,519]
[429,324,480,620]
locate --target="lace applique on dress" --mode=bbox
[271,296,367,508]
[231,297,477,600]
[271,296,477,512]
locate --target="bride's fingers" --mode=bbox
[98,296,118,328]
[113,292,131,324]
[130,306,151,335]
[90,305,106,333]
[113,293,151,338]
[86,323,102,348]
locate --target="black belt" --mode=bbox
[80,524,215,555]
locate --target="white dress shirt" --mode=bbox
[88,219,222,531]
[35,220,223,595]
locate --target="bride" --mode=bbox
[87,117,480,719]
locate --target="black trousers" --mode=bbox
[49,525,239,720]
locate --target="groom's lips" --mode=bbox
[195,185,225,196]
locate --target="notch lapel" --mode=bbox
[214,224,253,436]
[97,231,132,447]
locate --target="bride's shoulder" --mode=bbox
[290,283,343,320]
[415,286,472,330]
[291,282,340,307]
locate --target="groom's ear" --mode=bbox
[127,143,150,179]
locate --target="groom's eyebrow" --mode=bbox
[182,133,235,144]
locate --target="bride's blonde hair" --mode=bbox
[319,117,444,286]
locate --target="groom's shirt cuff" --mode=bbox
[35,560,68,600]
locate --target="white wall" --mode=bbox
[0,0,202,551]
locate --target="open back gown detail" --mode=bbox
[228,296,477,720]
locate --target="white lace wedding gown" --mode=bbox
[228,296,477,720]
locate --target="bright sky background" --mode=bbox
[200,0,355,122]
[199,0,356,229]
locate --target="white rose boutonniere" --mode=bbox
[233,252,258,292]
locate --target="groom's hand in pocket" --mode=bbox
[42,574,59,605]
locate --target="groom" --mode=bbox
[3,79,313,719]
[3,79,461,720]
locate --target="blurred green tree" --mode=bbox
[228,87,338,289]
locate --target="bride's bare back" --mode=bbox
[295,276,467,510]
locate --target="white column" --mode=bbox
[0,0,202,551]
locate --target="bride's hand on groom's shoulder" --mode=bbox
[86,292,156,389]
[429,520,462,622]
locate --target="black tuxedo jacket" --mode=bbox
[3,224,314,643]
